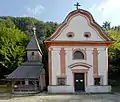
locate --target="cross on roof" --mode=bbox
[74,2,81,10]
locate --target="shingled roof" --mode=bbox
[26,34,42,55]
[6,61,43,79]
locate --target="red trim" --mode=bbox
[71,69,88,73]
[93,48,98,78]
[69,62,92,68]
[106,48,108,84]
[72,72,74,86]
[60,48,66,76]
[48,48,53,85]
[45,41,113,49]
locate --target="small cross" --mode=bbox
[74,2,81,10]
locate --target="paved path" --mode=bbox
[0,94,120,102]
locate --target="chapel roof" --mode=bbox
[6,61,43,79]
[26,33,42,55]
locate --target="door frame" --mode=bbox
[72,71,88,92]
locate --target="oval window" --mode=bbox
[84,32,91,38]
[66,32,74,38]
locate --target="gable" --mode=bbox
[46,10,112,42]
[54,15,103,41]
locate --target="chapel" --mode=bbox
[45,6,114,93]
[7,28,45,93]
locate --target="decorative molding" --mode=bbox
[56,76,67,85]
[68,62,92,68]
[45,10,112,41]
[93,48,99,78]
[72,48,87,60]
[45,41,113,48]
[106,48,108,85]
[48,48,53,85]
[71,69,88,73]
[60,48,66,76]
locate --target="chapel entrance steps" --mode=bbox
[45,91,114,95]
[46,91,90,95]
[10,91,114,97]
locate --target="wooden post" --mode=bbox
[25,79,29,92]
[35,80,37,91]
[12,81,14,93]
[28,79,29,93]
[20,80,22,92]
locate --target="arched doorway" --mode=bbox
[69,62,92,91]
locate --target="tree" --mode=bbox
[12,17,39,35]
[0,18,16,29]
[102,21,111,30]
[0,27,30,73]
[106,29,120,84]
[34,21,46,41]
[45,22,58,38]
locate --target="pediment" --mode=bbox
[68,62,92,69]
[46,10,113,42]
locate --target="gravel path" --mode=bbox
[0,94,119,102]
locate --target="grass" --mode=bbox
[0,85,12,93]
[112,86,120,92]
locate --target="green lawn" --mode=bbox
[0,85,12,93]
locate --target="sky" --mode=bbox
[0,0,120,26]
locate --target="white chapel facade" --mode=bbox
[45,9,114,93]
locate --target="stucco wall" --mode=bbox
[98,48,108,85]
[51,48,60,85]
[50,46,107,89]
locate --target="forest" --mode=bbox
[0,17,120,87]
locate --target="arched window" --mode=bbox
[73,51,84,59]
[30,52,35,61]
